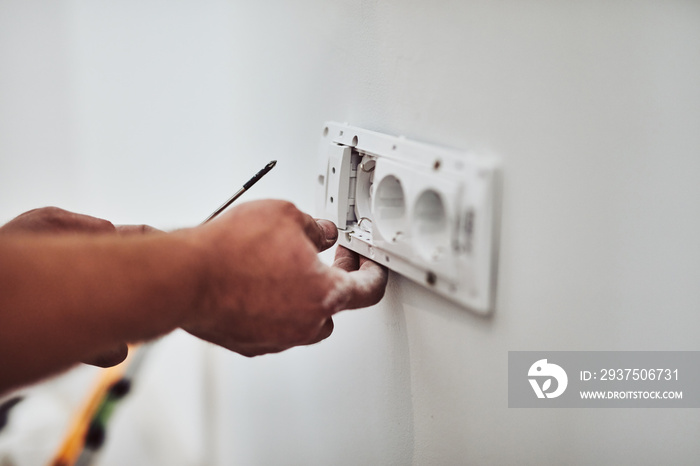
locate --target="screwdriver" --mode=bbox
[202,160,277,223]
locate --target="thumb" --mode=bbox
[82,343,129,368]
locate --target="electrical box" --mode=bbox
[316,122,501,314]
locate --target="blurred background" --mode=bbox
[1,1,699,464]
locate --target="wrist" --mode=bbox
[171,227,216,328]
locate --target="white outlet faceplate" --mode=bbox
[316,122,501,314]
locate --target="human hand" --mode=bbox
[183,200,388,357]
[0,207,118,235]
[0,206,159,236]
[0,207,158,367]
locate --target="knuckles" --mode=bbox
[16,207,116,233]
[276,200,305,225]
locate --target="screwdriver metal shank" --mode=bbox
[202,160,277,224]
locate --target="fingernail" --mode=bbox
[317,219,338,243]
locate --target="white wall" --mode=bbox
[1,1,699,465]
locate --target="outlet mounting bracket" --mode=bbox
[316,122,501,314]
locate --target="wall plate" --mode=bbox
[316,122,501,314]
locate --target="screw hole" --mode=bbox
[385,255,390,262]
[433,159,441,171]
[332,167,336,174]
[339,130,344,136]
[330,196,334,203]
[392,145,397,150]
[426,271,437,286]
[351,135,358,147]
[323,127,329,137]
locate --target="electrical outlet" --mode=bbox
[316,122,501,314]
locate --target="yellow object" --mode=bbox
[49,351,133,466]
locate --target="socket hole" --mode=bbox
[332,167,336,174]
[374,175,407,242]
[330,196,334,203]
[351,135,358,147]
[413,189,449,262]
[426,271,437,286]
[323,127,329,137]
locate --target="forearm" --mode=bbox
[0,199,389,393]
[0,231,205,393]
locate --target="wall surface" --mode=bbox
[1,1,699,465]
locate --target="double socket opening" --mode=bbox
[349,151,463,269]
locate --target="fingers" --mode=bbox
[309,318,334,344]
[0,207,115,235]
[330,246,388,311]
[116,224,162,235]
[244,319,334,356]
[59,210,116,234]
[82,343,129,368]
[315,219,338,251]
[188,317,335,358]
[0,207,161,238]
[332,243,359,272]
[298,213,338,252]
